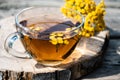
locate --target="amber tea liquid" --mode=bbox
[20,19,79,65]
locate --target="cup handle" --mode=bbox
[4,32,32,59]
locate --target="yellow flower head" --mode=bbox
[50,40,57,45]
[57,33,64,37]
[57,37,64,44]
[66,28,72,31]
[64,40,69,44]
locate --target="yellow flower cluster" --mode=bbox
[61,0,106,37]
[49,32,69,45]
[61,0,96,16]
[82,0,106,37]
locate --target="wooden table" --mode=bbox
[82,6,120,80]
[0,0,120,80]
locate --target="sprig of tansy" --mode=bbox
[49,32,69,45]
[61,0,106,37]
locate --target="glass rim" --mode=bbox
[15,7,85,34]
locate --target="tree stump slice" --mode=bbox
[0,8,109,80]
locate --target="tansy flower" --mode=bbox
[57,37,64,44]
[61,0,106,38]
[49,32,68,45]
[64,40,69,44]
[65,28,72,31]
[57,33,64,37]
[50,40,57,45]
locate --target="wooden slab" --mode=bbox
[0,12,109,80]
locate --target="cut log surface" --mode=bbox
[0,8,109,80]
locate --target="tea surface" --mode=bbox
[20,19,79,63]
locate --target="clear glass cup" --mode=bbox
[4,7,84,66]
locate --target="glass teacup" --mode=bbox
[4,7,84,66]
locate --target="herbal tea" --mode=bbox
[20,19,80,64]
[4,7,84,66]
